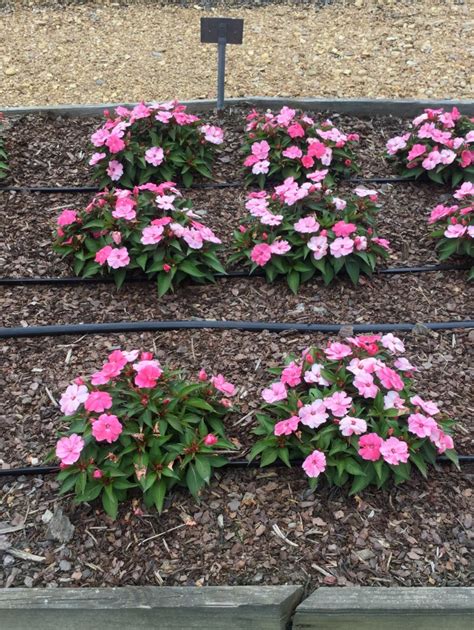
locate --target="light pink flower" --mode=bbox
[358,433,383,461]
[211,374,236,397]
[454,182,474,200]
[91,128,110,147]
[92,414,123,444]
[106,133,125,154]
[269,240,291,255]
[251,243,272,266]
[89,152,106,166]
[380,437,409,465]
[376,366,404,391]
[281,361,302,387]
[56,434,84,466]
[354,371,379,399]
[200,124,224,144]
[444,224,466,238]
[371,237,391,250]
[354,186,378,198]
[408,413,437,438]
[302,450,326,478]
[60,383,89,416]
[145,146,164,166]
[381,333,405,354]
[84,391,113,413]
[107,247,130,269]
[260,212,283,226]
[354,235,367,251]
[252,160,270,175]
[386,136,407,155]
[430,428,454,454]
[383,390,406,411]
[112,196,136,221]
[294,216,320,233]
[106,160,124,181]
[332,221,357,238]
[262,382,287,404]
[251,140,270,160]
[340,416,367,436]
[298,400,328,429]
[274,416,299,436]
[182,228,203,249]
[324,391,352,417]
[307,168,328,182]
[282,146,303,159]
[332,197,347,211]
[330,237,354,258]
[410,395,440,416]
[307,235,328,260]
[57,209,78,227]
[135,364,162,388]
[304,363,330,386]
[324,342,352,361]
[394,357,417,372]
[141,224,164,245]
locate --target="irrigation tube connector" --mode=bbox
[0,263,471,288]
[1,318,473,340]
[1,454,473,479]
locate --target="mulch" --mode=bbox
[0,108,472,590]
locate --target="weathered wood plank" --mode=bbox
[293,587,474,630]
[0,585,303,630]
[2,97,474,118]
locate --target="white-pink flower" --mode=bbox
[410,395,440,416]
[106,160,124,181]
[298,400,328,429]
[294,216,320,233]
[307,235,328,260]
[107,247,130,269]
[330,237,354,258]
[304,363,330,386]
[141,224,164,245]
[200,124,224,145]
[262,382,287,403]
[60,383,89,416]
[252,160,270,175]
[339,416,367,436]
[145,146,164,167]
[381,333,405,354]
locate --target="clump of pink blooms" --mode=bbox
[90,101,224,188]
[231,179,390,290]
[428,182,473,273]
[53,184,224,296]
[53,349,237,518]
[242,106,359,186]
[386,107,474,186]
[251,334,456,491]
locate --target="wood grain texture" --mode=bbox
[0,585,303,630]
[293,587,474,630]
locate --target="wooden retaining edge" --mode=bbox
[0,585,303,630]
[2,97,474,118]
[292,587,474,630]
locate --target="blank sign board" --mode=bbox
[200,17,244,44]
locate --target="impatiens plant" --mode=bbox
[242,106,359,187]
[50,349,237,518]
[386,107,474,187]
[53,183,225,296]
[230,178,390,291]
[0,112,8,181]
[428,182,473,278]
[249,334,457,493]
[89,101,224,189]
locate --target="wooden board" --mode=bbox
[293,586,474,630]
[0,585,303,630]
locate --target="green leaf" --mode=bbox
[150,479,167,513]
[186,463,204,497]
[443,448,460,470]
[157,271,174,297]
[102,485,119,519]
[186,398,214,411]
[179,260,206,278]
[195,456,211,483]
[287,270,300,294]
[182,171,193,188]
[345,259,360,285]
[113,268,127,289]
[260,448,279,467]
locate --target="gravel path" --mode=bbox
[0,0,472,107]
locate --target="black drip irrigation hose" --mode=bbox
[0,318,472,340]
[0,263,470,288]
[1,454,473,478]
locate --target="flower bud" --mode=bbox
[204,434,218,446]
[141,352,153,361]
[198,369,208,381]
[93,469,103,479]
[344,159,352,166]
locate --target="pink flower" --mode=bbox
[200,124,224,145]
[60,383,89,416]
[57,209,78,227]
[307,140,326,159]
[288,122,305,138]
[156,194,176,211]
[384,390,407,411]
[269,240,291,255]
[386,136,407,155]
[422,150,442,170]
[89,152,106,166]
[410,395,440,416]
[324,391,352,417]
[358,433,383,461]
[251,243,272,266]
[107,247,130,269]
[354,187,378,198]
[294,216,320,233]
[298,400,328,429]
[460,150,473,168]
[430,428,454,454]
[281,361,302,387]
[85,391,113,413]
[141,224,164,245]
[407,144,426,161]
[204,434,218,446]
[262,382,287,403]
[274,416,299,436]
[330,237,354,258]
[301,155,314,169]
[454,182,474,200]
[307,235,328,260]
[135,364,162,388]
[332,221,357,238]
[112,196,136,221]
[408,413,437,438]
[106,134,125,154]
[380,437,409,465]
[376,366,404,391]
[304,363,330,386]
[93,469,103,479]
[276,106,296,126]
[56,434,84,466]
[394,357,417,372]
[380,333,405,354]
[307,169,328,182]
[106,160,124,181]
[95,245,113,265]
[340,416,367,436]
[91,128,110,147]
[371,237,391,250]
[282,146,303,159]
[354,371,379,399]
[145,146,164,166]
[324,342,352,361]
[92,414,123,444]
[444,224,466,238]
[211,374,236,397]
[252,160,270,175]
[354,235,367,251]
[302,450,326,478]
[251,140,270,160]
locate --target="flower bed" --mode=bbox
[53,184,225,296]
[428,182,473,278]
[52,348,236,518]
[89,101,224,189]
[231,180,389,291]
[251,334,457,493]
[386,107,474,187]
[242,106,359,187]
